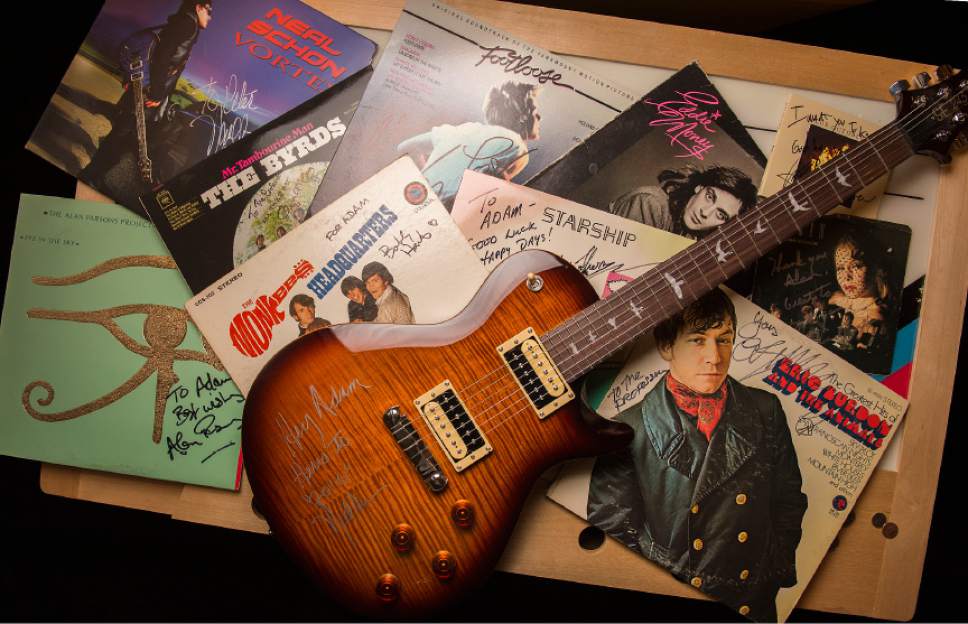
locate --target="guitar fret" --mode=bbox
[545,118,924,385]
[686,247,714,291]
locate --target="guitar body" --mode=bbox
[243,253,632,617]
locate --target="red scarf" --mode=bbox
[665,374,728,441]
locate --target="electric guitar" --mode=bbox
[119,28,161,185]
[241,68,966,617]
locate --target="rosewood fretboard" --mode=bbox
[541,116,916,382]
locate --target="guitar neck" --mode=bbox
[541,118,915,383]
[132,77,149,161]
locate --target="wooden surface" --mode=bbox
[40,1,967,620]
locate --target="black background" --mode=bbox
[3,1,967,621]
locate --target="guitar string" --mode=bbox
[385,86,958,453]
[387,121,906,451]
[385,82,965,454]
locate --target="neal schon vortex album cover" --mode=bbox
[27,0,375,213]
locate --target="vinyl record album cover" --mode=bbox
[547,288,907,622]
[749,214,911,374]
[308,0,637,213]
[187,157,488,395]
[528,62,766,246]
[27,0,376,213]
[0,195,245,490]
[140,69,372,294]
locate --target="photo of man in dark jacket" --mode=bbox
[82,1,213,189]
[587,289,807,622]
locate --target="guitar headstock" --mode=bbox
[890,65,967,164]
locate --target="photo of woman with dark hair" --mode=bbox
[749,214,910,374]
[396,80,541,207]
[827,233,893,345]
[608,165,758,240]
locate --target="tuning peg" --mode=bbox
[937,64,954,80]
[915,72,932,88]
[953,134,967,151]
[889,79,910,96]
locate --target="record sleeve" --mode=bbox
[140,69,372,294]
[749,214,911,374]
[528,62,766,244]
[308,0,638,214]
[187,157,488,395]
[0,195,245,490]
[27,0,376,214]
[547,288,907,622]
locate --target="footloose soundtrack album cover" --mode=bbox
[0,195,246,490]
[140,69,372,294]
[187,157,488,395]
[528,62,766,247]
[547,288,907,622]
[27,0,375,213]
[308,0,638,214]
[759,95,890,220]
[750,214,911,375]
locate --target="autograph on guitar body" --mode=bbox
[242,68,966,617]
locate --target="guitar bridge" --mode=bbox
[498,328,574,419]
[383,406,448,493]
[414,381,492,472]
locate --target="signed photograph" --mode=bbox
[0,195,245,490]
[26,0,375,213]
[187,157,487,395]
[139,70,371,294]
[750,214,911,374]
[308,0,637,213]
[529,62,766,245]
[547,287,907,623]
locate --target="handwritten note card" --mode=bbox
[451,170,692,297]
[761,94,889,219]
[0,195,245,490]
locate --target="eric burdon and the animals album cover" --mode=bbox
[27,0,375,213]
[548,288,907,622]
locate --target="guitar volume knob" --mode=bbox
[391,524,415,553]
[451,499,475,529]
[375,573,400,603]
[432,550,457,580]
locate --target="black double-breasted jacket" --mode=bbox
[588,374,808,622]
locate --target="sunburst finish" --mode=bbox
[242,262,631,617]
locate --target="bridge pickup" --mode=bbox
[414,381,492,472]
[498,328,574,419]
[383,407,448,493]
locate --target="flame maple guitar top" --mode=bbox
[243,262,631,617]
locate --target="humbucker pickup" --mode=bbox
[498,328,574,419]
[414,381,492,472]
